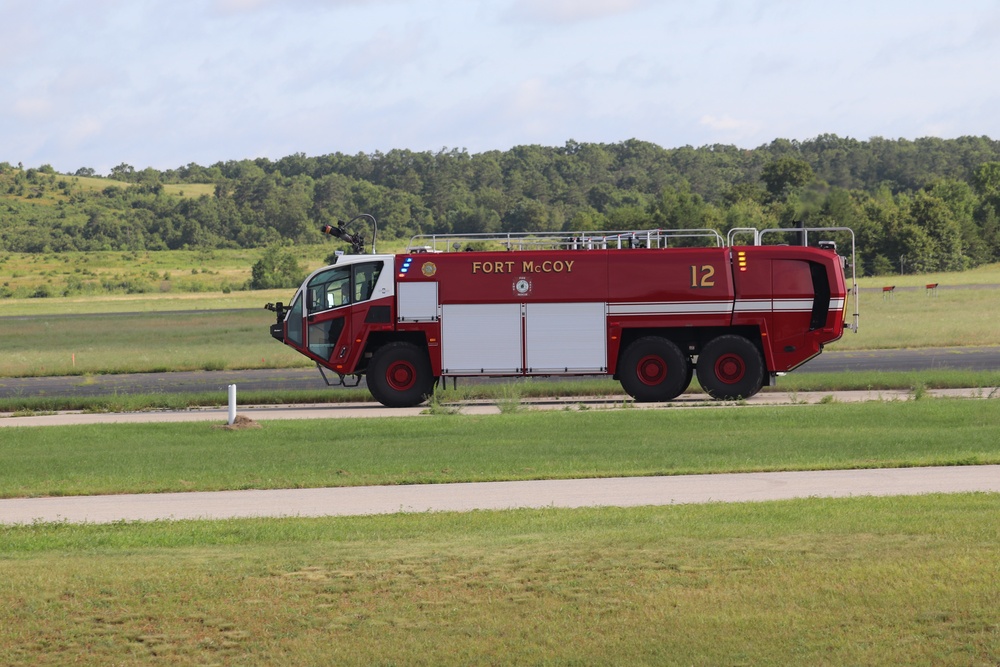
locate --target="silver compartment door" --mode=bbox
[397,282,438,322]
[441,303,523,374]
[525,302,606,373]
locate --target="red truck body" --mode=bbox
[267,228,854,407]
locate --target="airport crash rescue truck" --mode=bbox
[266,226,856,407]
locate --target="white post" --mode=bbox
[228,384,237,425]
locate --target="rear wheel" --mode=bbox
[696,335,765,400]
[367,342,436,407]
[618,336,691,402]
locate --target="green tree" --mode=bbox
[927,179,987,266]
[446,204,501,234]
[265,175,317,243]
[503,198,551,233]
[892,223,936,274]
[648,183,720,230]
[761,157,815,201]
[249,244,304,290]
[108,163,136,182]
[562,207,604,232]
[972,162,1000,200]
[909,190,964,271]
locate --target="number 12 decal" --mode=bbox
[690,265,716,288]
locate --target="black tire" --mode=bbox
[696,335,765,400]
[618,336,691,402]
[367,342,436,407]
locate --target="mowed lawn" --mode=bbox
[0,308,307,377]
[3,400,999,498]
[1,495,998,666]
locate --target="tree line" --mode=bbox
[3,134,1000,276]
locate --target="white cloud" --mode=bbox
[65,117,104,147]
[13,97,52,119]
[508,78,559,115]
[506,0,649,24]
[338,25,427,80]
[699,115,755,132]
[211,0,387,15]
[214,0,271,11]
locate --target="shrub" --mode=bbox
[248,244,304,290]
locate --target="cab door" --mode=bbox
[304,265,352,364]
[303,260,386,367]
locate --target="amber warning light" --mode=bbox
[737,251,748,272]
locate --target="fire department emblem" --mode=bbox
[421,262,437,277]
[514,276,532,296]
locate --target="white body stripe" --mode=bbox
[733,299,771,313]
[608,297,845,316]
[608,301,734,316]
[772,299,815,312]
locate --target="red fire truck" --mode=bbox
[266,223,857,407]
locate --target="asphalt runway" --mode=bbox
[1,346,998,399]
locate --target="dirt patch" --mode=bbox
[214,414,262,430]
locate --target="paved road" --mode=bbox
[2,466,998,525]
[1,346,998,399]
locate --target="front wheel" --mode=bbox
[367,342,436,407]
[696,335,765,400]
[618,336,691,402]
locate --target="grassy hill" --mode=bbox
[67,174,215,199]
[2,171,213,204]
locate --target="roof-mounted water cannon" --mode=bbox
[319,222,363,254]
[320,213,378,255]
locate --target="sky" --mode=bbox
[4,0,1000,175]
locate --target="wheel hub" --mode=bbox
[715,354,746,384]
[386,361,416,391]
[637,355,667,386]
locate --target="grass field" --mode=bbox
[18,174,217,199]
[0,247,332,300]
[0,308,305,377]
[851,283,1000,348]
[3,400,998,498]
[855,261,1000,288]
[2,494,998,666]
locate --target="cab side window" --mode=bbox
[353,261,383,303]
[306,261,384,314]
[307,267,351,313]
